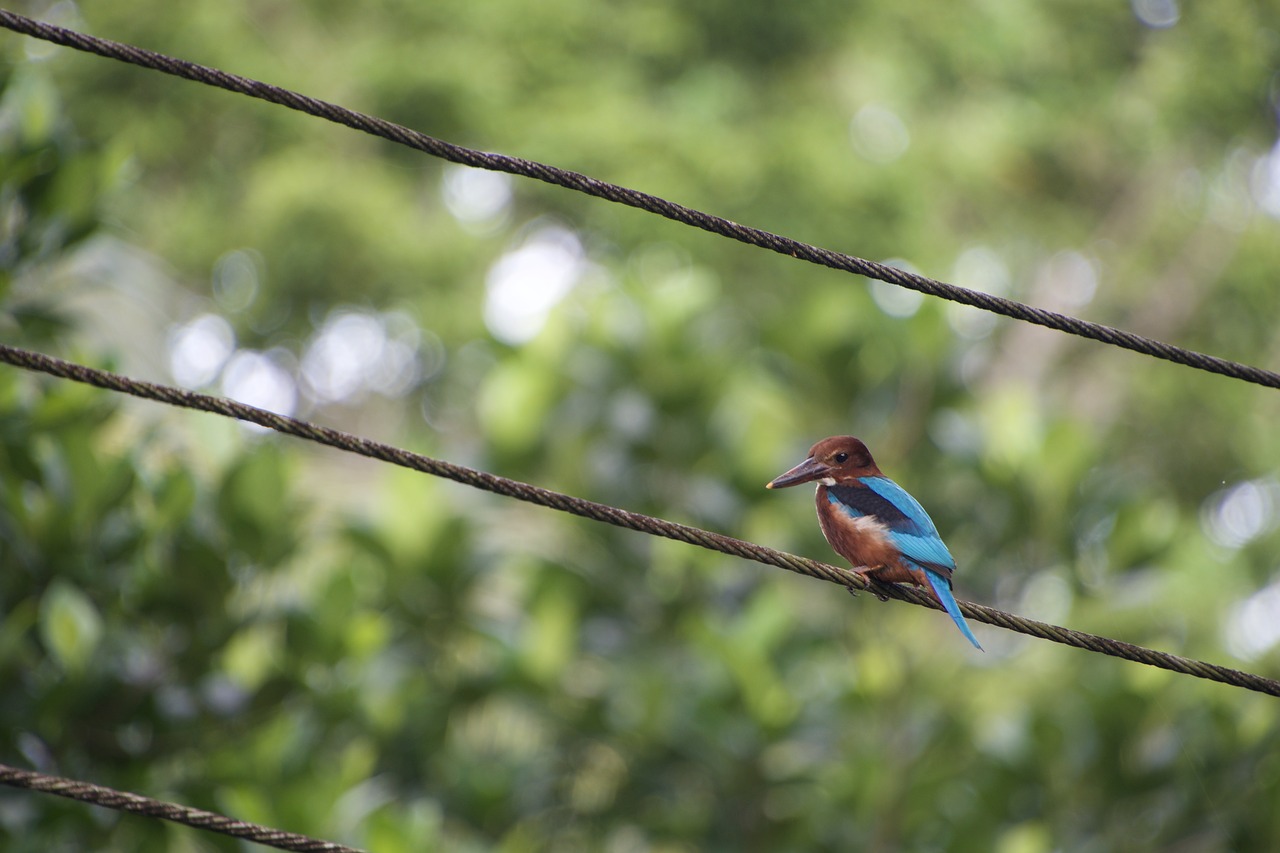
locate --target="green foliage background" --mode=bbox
[3,1,1280,850]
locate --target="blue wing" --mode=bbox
[827,477,956,573]
[826,477,982,651]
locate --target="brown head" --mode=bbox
[765,436,882,489]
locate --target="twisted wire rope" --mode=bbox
[2,11,1278,845]
[1,343,1275,699]
[0,10,1276,390]
[0,763,364,852]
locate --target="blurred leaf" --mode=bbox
[221,621,282,690]
[217,443,299,565]
[38,580,102,674]
[3,2,1280,850]
[520,580,578,683]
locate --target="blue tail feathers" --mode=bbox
[923,569,984,651]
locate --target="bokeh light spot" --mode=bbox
[1225,579,1280,661]
[850,104,910,164]
[1202,479,1280,550]
[1251,140,1280,220]
[221,349,297,417]
[212,249,262,313]
[869,259,923,318]
[947,245,1011,339]
[167,313,234,388]
[1132,0,1179,29]
[301,309,422,405]
[1036,251,1097,309]
[484,225,586,344]
[442,165,513,231]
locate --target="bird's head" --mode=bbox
[765,436,881,489]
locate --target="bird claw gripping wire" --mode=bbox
[862,577,893,603]
[845,579,893,602]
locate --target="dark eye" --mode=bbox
[834,452,849,464]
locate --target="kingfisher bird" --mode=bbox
[766,435,983,650]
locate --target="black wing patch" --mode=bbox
[826,483,912,528]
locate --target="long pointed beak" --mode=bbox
[765,455,829,489]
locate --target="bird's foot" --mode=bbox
[865,577,893,602]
